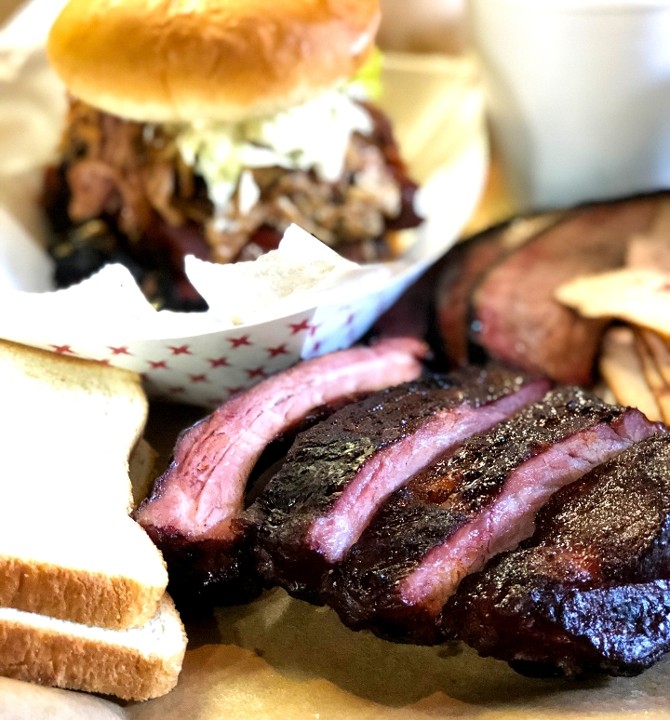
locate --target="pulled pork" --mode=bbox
[44,99,422,309]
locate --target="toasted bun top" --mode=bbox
[47,0,380,123]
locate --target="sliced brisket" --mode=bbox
[253,365,550,601]
[434,226,510,367]
[434,214,556,368]
[325,388,662,644]
[133,337,428,606]
[447,432,670,678]
[464,196,659,385]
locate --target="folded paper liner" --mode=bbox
[3,5,670,719]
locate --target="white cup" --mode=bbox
[468,0,670,213]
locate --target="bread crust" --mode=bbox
[0,341,185,699]
[0,520,167,631]
[0,340,167,630]
[0,595,186,701]
[47,0,380,122]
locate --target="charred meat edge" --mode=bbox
[447,431,670,678]
[254,366,550,600]
[326,387,662,644]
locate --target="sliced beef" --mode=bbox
[447,432,670,678]
[253,365,551,601]
[457,196,659,385]
[435,228,510,366]
[434,214,558,367]
[133,337,428,606]
[325,387,662,644]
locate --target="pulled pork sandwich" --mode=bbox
[43,0,422,310]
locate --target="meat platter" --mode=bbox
[4,159,670,720]
[121,368,670,720]
[4,203,670,717]
[2,7,670,717]
[122,191,670,719]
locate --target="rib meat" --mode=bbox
[447,432,670,677]
[326,387,662,644]
[133,337,428,605]
[253,365,551,601]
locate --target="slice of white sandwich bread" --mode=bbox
[0,595,186,702]
[0,339,187,700]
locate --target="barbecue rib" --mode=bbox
[446,431,670,677]
[135,336,670,679]
[253,365,550,601]
[134,337,428,605]
[325,387,662,644]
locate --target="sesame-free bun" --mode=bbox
[47,0,380,123]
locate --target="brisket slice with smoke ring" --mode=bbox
[467,195,659,385]
[445,432,670,678]
[434,222,526,368]
[253,365,551,602]
[133,337,428,606]
[432,213,562,369]
[325,387,662,645]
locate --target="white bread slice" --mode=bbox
[0,594,187,702]
[0,339,168,629]
[129,437,158,507]
[0,338,146,513]
[0,513,170,631]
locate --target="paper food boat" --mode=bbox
[0,8,488,408]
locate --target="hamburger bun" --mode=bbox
[46,0,381,123]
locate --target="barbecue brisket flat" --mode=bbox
[253,365,550,601]
[446,431,670,677]
[325,387,662,644]
[447,196,659,385]
[433,215,557,368]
